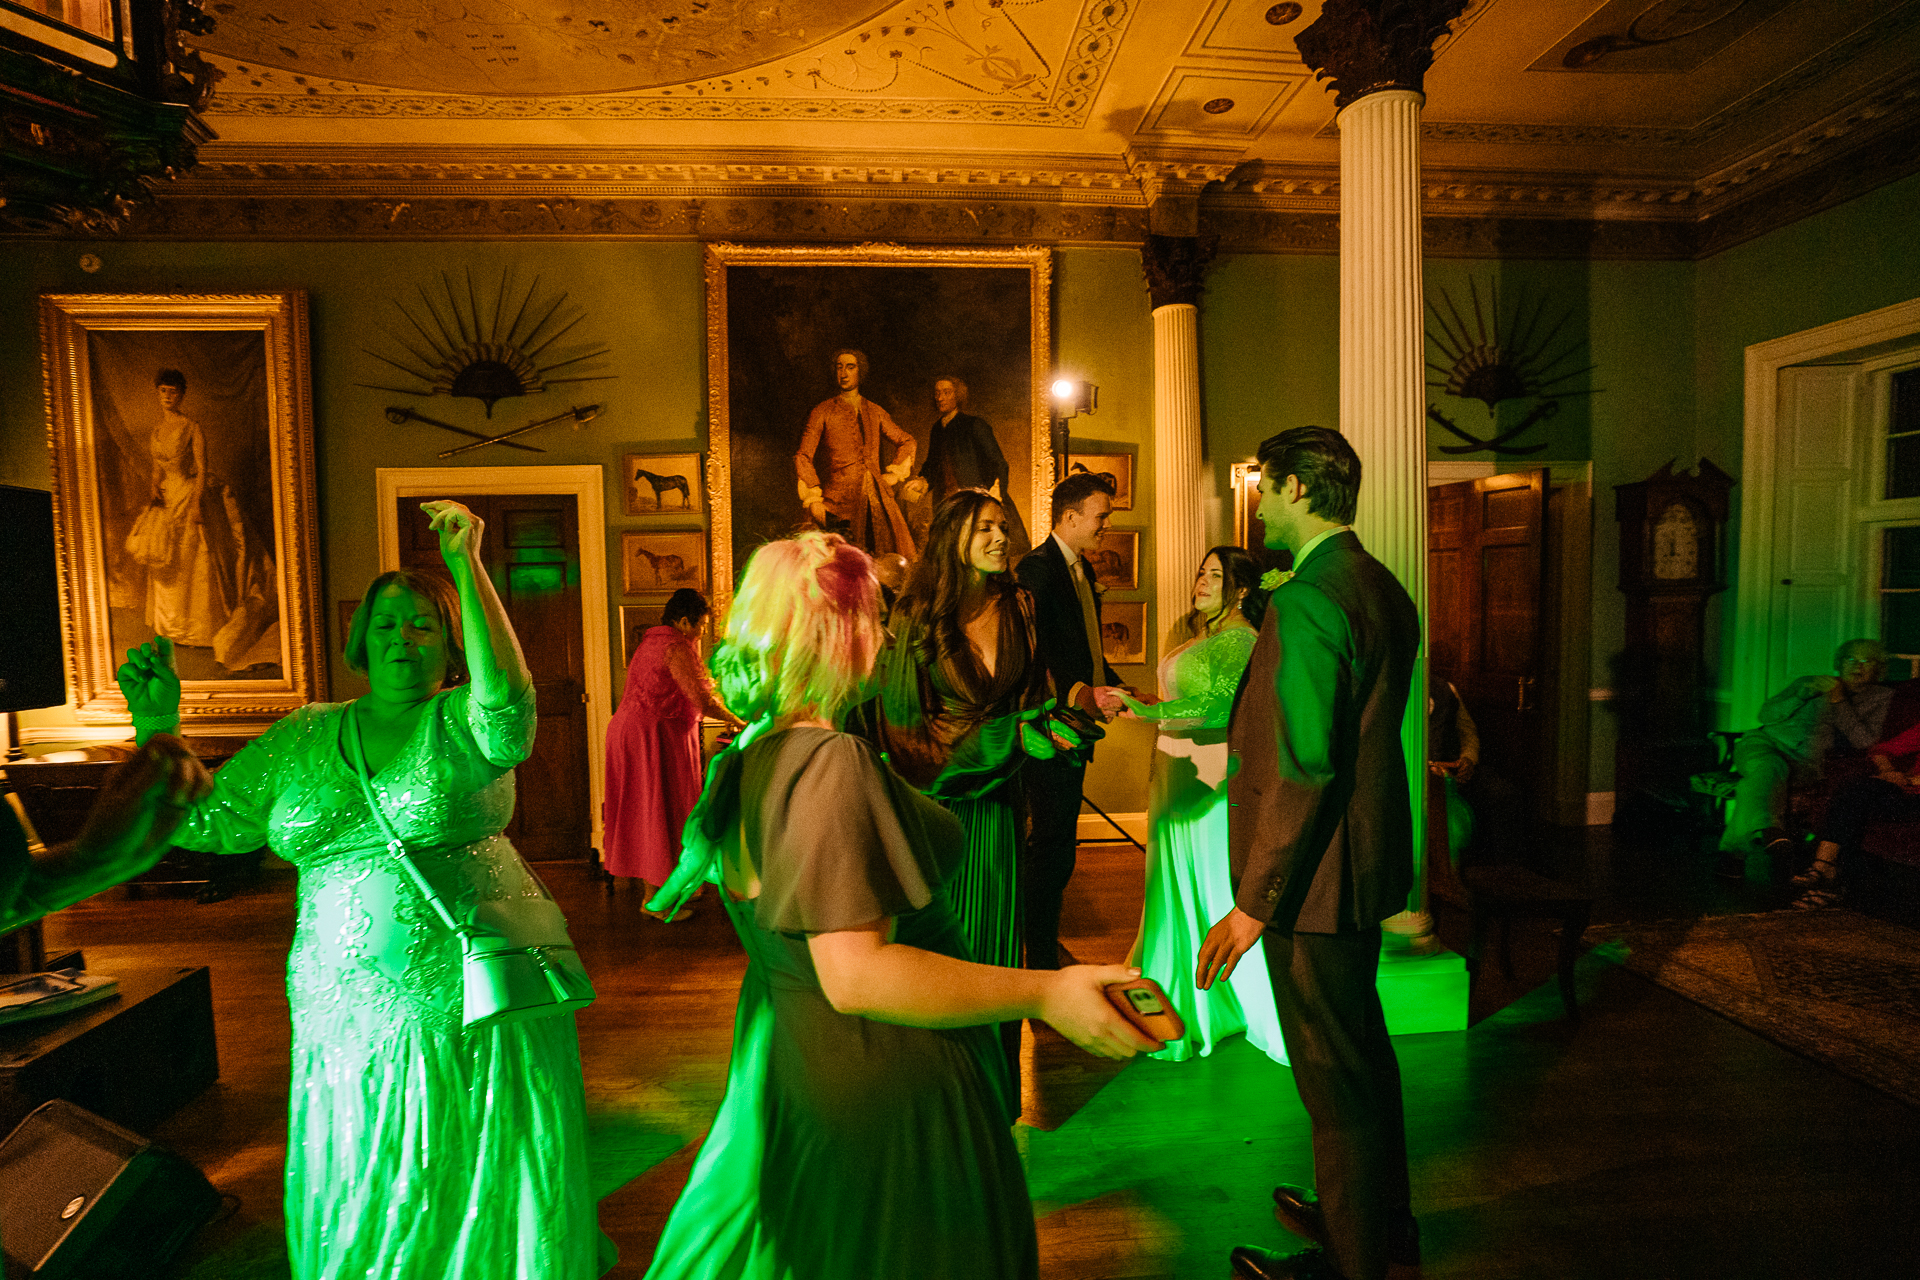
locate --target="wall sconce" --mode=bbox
[1049,378,1098,472]
[1051,378,1098,419]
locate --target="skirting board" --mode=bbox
[1076,812,1148,845]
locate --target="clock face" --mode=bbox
[1652,502,1700,580]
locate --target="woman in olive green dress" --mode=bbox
[642,530,1155,1280]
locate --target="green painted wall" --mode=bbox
[3,175,1913,812]
[1692,172,1920,724]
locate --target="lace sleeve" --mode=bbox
[454,682,536,769]
[168,709,305,854]
[666,640,734,722]
[1128,627,1256,729]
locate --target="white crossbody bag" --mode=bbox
[345,705,595,1030]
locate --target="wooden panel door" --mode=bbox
[1766,366,1862,694]
[1428,471,1548,824]
[395,494,590,861]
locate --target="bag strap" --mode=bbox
[343,705,463,936]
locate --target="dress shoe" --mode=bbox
[1271,1184,1422,1267]
[1230,1245,1344,1280]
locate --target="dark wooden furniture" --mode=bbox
[0,966,218,1136]
[1460,865,1593,1022]
[1,739,262,907]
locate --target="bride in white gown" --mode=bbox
[1119,546,1288,1064]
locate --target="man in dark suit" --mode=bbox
[1197,427,1422,1280]
[916,375,1032,555]
[1016,470,1126,969]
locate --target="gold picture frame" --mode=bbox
[1088,528,1139,591]
[1100,600,1147,665]
[704,243,1054,625]
[1067,450,1134,510]
[41,292,325,730]
[622,530,709,595]
[623,452,704,516]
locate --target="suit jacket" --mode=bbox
[1227,531,1420,934]
[1015,535,1121,710]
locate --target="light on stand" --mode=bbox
[1049,377,1098,475]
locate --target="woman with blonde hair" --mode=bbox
[643,530,1157,1280]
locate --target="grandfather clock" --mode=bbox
[1613,459,1735,800]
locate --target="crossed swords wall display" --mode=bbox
[388,404,601,458]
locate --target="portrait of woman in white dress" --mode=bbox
[127,368,225,649]
[91,330,284,682]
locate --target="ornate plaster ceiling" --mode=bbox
[199,0,898,97]
[112,0,1920,253]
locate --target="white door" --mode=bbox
[1764,366,1862,694]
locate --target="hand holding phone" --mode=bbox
[1103,976,1186,1044]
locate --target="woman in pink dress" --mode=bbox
[604,588,743,914]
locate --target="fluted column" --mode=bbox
[1141,232,1217,646]
[1340,88,1433,947]
[1153,301,1204,634]
[1299,0,1466,952]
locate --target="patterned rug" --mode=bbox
[1584,908,1920,1108]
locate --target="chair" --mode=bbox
[1425,777,1592,1021]
[1460,864,1593,1021]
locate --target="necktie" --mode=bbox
[1073,558,1104,677]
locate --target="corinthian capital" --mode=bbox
[1294,0,1469,112]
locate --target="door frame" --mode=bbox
[1734,295,1920,726]
[375,465,612,851]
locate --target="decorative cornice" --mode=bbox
[12,107,1918,260]
[178,148,1142,195]
[1294,0,1470,112]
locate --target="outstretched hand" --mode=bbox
[1195,906,1265,990]
[422,499,485,569]
[646,851,716,920]
[117,636,181,722]
[72,734,212,875]
[1038,964,1164,1060]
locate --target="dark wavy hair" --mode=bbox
[663,587,710,628]
[344,568,468,685]
[893,488,1016,665]
[1257,426,1360,525]
[1172,544,1268,642]
[1050,470,1116,526]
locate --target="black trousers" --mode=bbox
[1262,926,1411,1280]
[1021,755,1084,969]
[1818,775,1920,876]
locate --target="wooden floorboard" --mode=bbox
[31,830,1920,1279]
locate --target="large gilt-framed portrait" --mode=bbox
[41,292,325,730]
[705,244,1053,622]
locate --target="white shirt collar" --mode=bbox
[1051,531,1082,568]
[1291,525,1352,572]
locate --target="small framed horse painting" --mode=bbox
[623,453,703,516]
[622,531,709,595]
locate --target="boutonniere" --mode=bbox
[1260,568,1292,591]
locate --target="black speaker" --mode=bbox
[0,1099,219,1279]
[0,486,66,715]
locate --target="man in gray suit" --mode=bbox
[1197,426,1422,1280]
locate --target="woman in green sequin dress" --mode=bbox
[117,500,610,1280]
[1119,546,1288,1065]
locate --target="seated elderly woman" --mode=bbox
[1793,708,1920,909]
[1715,638,1890,880]
[642,530,1158,1280]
